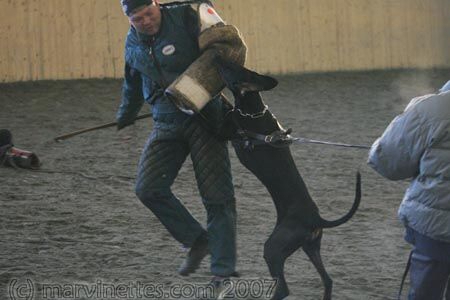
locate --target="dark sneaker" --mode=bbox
[178,233,209,276]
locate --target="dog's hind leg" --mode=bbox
[264,222,307,300]
[264,249,289,300]
[302,229,332,300]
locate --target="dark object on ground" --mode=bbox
[216,59,361,300]
[0,129,41,169]
[0,129,12,147]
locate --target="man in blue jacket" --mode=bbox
[368,81,450,299]
[117,0,246,280]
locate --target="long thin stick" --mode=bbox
[54,113,152,142]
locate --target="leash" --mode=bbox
[290,137,370,149]
[235,128,370,150]
[229,105,371,150]
[397,251,413,300]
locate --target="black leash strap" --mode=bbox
[398,251,413,300]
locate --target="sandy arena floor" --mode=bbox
[1,68,449,299]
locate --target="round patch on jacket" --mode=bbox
[162,45,176,56]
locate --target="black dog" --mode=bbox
[216,60,361,300]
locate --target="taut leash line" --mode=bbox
[235,128,371,150]
[291,137,370,149]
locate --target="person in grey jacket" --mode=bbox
[368,80,450,299]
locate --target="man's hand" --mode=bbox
[117,112,152,131]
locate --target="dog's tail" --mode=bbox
[318,171,361,229]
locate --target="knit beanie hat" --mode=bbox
[121,0,153,16]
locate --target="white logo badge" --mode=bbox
[162,45,176,56]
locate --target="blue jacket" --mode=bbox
[368,91,450,248]
[116,1,225,127]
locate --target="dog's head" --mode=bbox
[215,58,283,136]
[215,57,278,97]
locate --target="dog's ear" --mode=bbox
[215,57,278,93]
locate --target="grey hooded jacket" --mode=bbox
[368,89,450,244]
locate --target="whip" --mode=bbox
[54,113,152,142]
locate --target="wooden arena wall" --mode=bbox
[0,0,449,82]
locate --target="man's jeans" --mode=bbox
[408,250,450,300]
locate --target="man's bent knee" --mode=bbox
[135,182,171,207]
